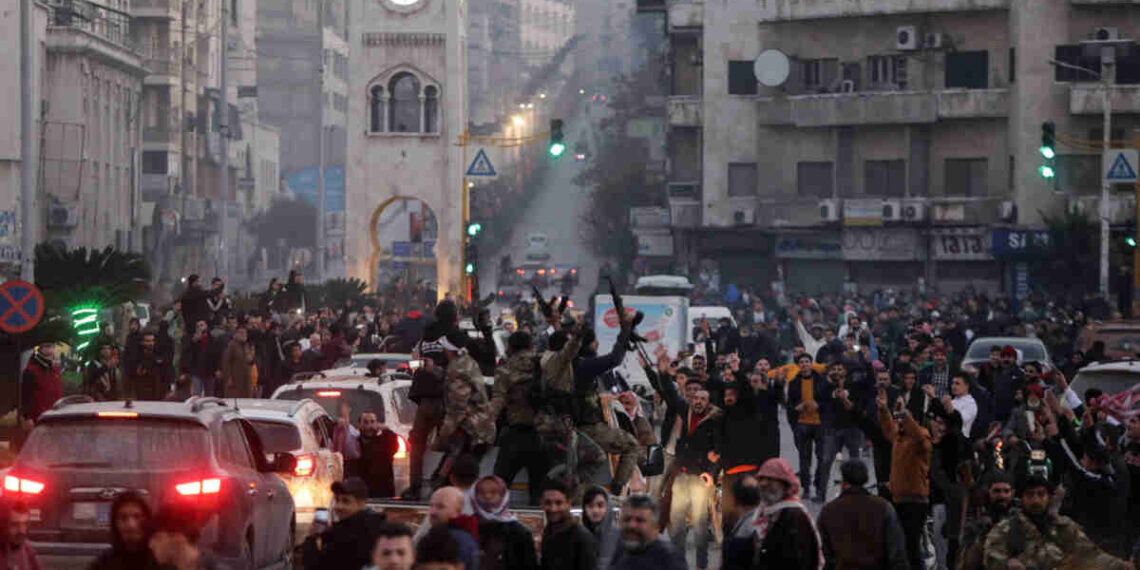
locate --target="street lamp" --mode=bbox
[512,115,525,128]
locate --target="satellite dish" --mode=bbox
[754,49,791,87]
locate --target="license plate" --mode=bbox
[73,503,111,526]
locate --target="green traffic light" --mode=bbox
[467,223,482,237]
[465,263,475,274]
[549,142,566,157]
[1039,165,1055,179]
[1039,146,1055,159]
[1128,237,1137,247]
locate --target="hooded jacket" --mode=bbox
[87,493,159,570]
[582,498,621,570]
[21,352,62,422]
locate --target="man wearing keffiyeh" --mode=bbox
[727,458,822,570]
[471,476,537,570]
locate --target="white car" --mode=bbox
[233,398,344,521]
[270,377,415,495]
[332,353,422,373]
[525,233,551,261]
[1070,359,1140,401]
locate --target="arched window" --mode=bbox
[388,73,420,133]
[423,85,439,133]
[370,85,384,132]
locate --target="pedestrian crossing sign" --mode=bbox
[1104,149,1139,183]
[466,148,497,178]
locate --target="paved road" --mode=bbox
[482,102,604,311]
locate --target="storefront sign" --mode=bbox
[774,234,842,260]
[930,228,992,261]
[991,229,1050,256]
[843,199,883,227]
[629,207,671,228]
[634,229,674,257]
[842,228,923,261]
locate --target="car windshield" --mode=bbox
[966,340,1047,362]
[1071,370,1140,398]
[21,419,210,470]
[1094,331,1140,357]
[390,385,416,425]
[249,420,303,454]
[275,388,386,424]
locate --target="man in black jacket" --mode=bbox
[786,352,834,502]
[573,325,642,494]
[178,274,210,335]
[539,480,598,570]
[303,477,387,570]
[661,381,720,570]
[88,491,158,570]
[611,495,687,570]
[719,373,782,533]
[404,300,464,499]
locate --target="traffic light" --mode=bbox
[549,119,566,158]
[1128,236,1137,247]
[466,222,483,238]
[464,240,478,275]
[1039,121,1056,179]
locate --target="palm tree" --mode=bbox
[307,277,369,309]
[34,243,151,310]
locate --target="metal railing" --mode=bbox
[46,0,134,49]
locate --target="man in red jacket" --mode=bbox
[21,343,62,429]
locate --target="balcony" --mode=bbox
[762,89,1010,127]
[1069,84,1140,115]
[766,0,1008,21]
[143,56,181,85]
[131,0,178,19]
[668,0,703,29]
[141,174,169,201]
[668,181,701,228]
[668,96,701,127]
[44,2,141,70]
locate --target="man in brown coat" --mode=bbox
[818,459,909,570]
[878,390,932,570]
[221,325,255,398]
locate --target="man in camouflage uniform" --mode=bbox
[958,473,1015,570]
[434,335,495,475]
[490,330,548,504]
[983,476,1132,570]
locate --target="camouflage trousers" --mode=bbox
[580,422,645,490]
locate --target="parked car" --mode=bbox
[961,337,1052,373]
[1078,321,1140,362]
[1070,359,1140,402]
[332,353,422,373]
[270,378,414,493]
[5,396,296,568]
[232,399,344,522]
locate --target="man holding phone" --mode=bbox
[303,477,388,570]
[877,390,932,570]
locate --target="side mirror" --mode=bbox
[271,452,297,474]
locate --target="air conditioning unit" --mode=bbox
[732,208,756,225]
[901,199,927,222]
[48,204,78,228]
[923,33,945,49]
[1094,27,1119,41]
[839,80,856,93]
[896,26,919,51]
[820,199,840,222]
[998,200,1018,223]
[882,199,903,221]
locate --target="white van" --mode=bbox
[687,306,737,344]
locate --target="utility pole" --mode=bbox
[20,0,35,281]
[1099,45,1114,299]
[315,0,326,284]
[218,0,230,278]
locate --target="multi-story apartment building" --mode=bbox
[645,0,1140,296]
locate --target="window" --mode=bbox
[864,160,906,197]
[249,421,302,454]
[1009,48,1016,83]
[1055,154,1100,196]
[802,58,838,92]
[797,161,834,198]
[728,61,757,95]
[423,85,439,133]
[219,421,255,470]
[369,86,384,132]
[945,51,989,89]
[1118,51,1140,85]
[333,93,348,113]
[1054,45,1101,82]
[231,0,237,25]
[868,55,907,90]
[142,150,167,174]
[19,420,210,469]
[728,163,758,197]
[944,158,987,196]
[388,73,420,133]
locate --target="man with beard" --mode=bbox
[84,343,121,401]
[983,476,1132,570]
[0,502,40,570]
[88,492,158,570]
[221,325,256,398]
[609,495,686,570]
[958,474,1015,570]
[358,412,400,498]
[747,457,823,570]
[126,332,175,400]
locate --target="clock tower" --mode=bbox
[345,0,467,296]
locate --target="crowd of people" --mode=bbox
[12,269,1140,570]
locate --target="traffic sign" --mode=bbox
[0,280,45,334]
[466,149,497,178]
[1104,149,1139,183]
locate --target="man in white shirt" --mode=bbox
[949,373,978,436]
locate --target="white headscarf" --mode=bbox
[470,476,516,523]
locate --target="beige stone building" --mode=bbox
[647,0,1140,295]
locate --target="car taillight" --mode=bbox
[394,436,408,460]
[316,390,342,398]
[3,475,45,495]
[294,455,315,478]
[175,477,223,496]
[97,411,138,418]
[537,269,546,275]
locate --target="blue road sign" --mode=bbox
[466,149,497,177]
[0,280,44,334]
